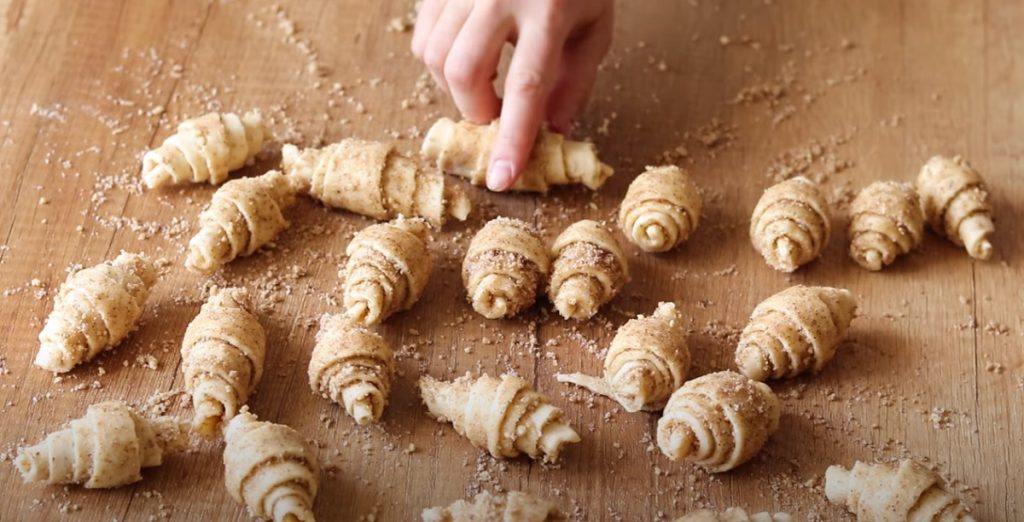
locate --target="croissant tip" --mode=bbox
[823,465,852,502]
[973,239,993,260]
[13,449,37,481]
[864,249,882,269]
[349,400,376,425]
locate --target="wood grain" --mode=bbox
[0,1,1020,520]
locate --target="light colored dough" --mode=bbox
[735,285,857,381]
[848,181,925,270]
[282,139,470,227]
[419,373,580,463]
[557,302,688,412]
[14,401,187,489]
[181,287,266,437]
[421,117,613,192]
[618,165,702,253]
[548,219,629,320]
[341,217,432,326]
[36,253,157,373]
[308,314,394,425]
[657,371,780,472]
[143,111,267,188]
[462,217,550,319]
[750,176,831,272]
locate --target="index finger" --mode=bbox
[487,27,563,191]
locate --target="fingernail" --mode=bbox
[487,160,514,191]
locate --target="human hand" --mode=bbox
[412,0,614,191]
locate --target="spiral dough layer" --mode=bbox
[735,285,857,381]
[36,253,158,373]
[750,176,831,272]
[548,219,629,320]
[916,155,995,260]
[308,314,394,425]
[618,165,702,253]
[848,181,925,271]
[674,508,793,522]
[825,459,976,521]
[14,401,187,489]
[341,217,432,326]
[186,170,299,274]
[462,217,550,319]
[422,117,614,192]
[142,111,267,189]
[419,373,581,463]
[657,371,780,472]
[557,302,689,412]
[181,287,266,438]
[423,491,566,522]
[282,139,470,227]
[223,410,320,522]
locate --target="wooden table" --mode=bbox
[1,0,1020,520]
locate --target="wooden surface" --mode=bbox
[0,0,1021,520]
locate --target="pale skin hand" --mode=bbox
[412,0,614,191]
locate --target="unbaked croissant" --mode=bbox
[421,117,613,192]
[14,401,187,489]
[223,410,320,522]
[618,165,703,253]
[548,219,629,320]
[36,253,158,373]
[916,155,995,260]
[750,176,831,272]
[308,314,394,425]
[181,287,266,437]
[657,371,780,472]
[341,217,432,326]
[462,217,550,319]
[282,139,470,227]
[557,302,689,412]
[848,181,925,271]
[825,459,976,521]
[423,491,566,522]
[143,111,268,189]
[674,508,793,522]
[419,373,580,463]
[186,170,300,274]
[735,285,857,381]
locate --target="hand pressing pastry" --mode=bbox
[735,285,857,381]
[462,217,550,319]
[618,165,703,253]
[224,410,320,522]
[181,287,266,438]
[423,491,566,522]
[36,252,158,373]
[342,217,432,326]
[548,219,629,320]
[825,459,976,521]
[557,302,688,412]
[419,373,580,463]
[14,401,187,489]
[750,176,831,272]
[675,508,793,522]
[421,117,614,192]
[186,170,300,274]
[848,181,925,271]
[308,314,394,425]
[657,371,780,472]
[916,155,995,260]
[282,139,470,227]
[143,111,268,189]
